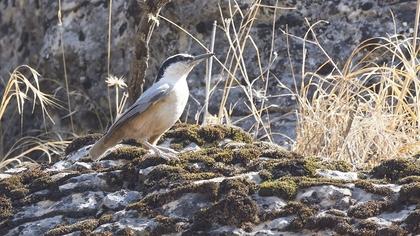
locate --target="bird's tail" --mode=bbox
[89,135,114,161]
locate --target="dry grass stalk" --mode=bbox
[0,65,62,171]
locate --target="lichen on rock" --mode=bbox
[0,123,418,235]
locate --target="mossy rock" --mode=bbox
[370,158,420,181]
[263,158,319,179]
[258,176,350,202]
[0,167,53,199]
[404,210,420,234]
[399,182,420,203]
[398,175,420,184]
[219,178,256,197]
[305,215,351,233]
[0,195,13,220]
[65,134,102,155]
[103,146,147,160]
[259,179,298,200]
[162,123,253,149]
[191,192,258,231]
[144,165,220,189]
[44,215,112,236]
[129,182,219,210]
[354,180,393,196]
[347,200,391,219]
[316,158,353,172]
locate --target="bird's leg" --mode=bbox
[143,141,179,161]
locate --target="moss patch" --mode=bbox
[191,192,258,231]
[404,210,420,234]
[0,167,54,199]
[65,133,102,155]
[103,146,147,160]
[399,182,420,203]
[44,214,113,236]
[371,158,420,181]
[354,180,393,196]
[162,123,253,149]
[261,158,319,180]
[128,182,219,211]
[347,200,391,218]
[144,165,220,189]
[0,195,13,220]
[259,179,298,200]
[305,215,351,233]
[219,178,256,197]
[258,176,349,202]
[44,219,99,236]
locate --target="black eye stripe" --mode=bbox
[156,54,193,81]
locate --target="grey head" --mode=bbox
[156,53,213,81]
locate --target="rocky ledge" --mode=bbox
[0,124,419,235]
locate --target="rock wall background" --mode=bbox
[0,0,416,148]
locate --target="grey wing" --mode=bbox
[105,83,172,134]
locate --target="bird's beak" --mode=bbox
[191,53,214,64]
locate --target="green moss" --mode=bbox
[398,175,420,184]
[0,175,24,197]
[258,169,272,181]
[264,158,320,179]
[45,214,113,236]
[259,179,298,200]
[65,134,102,155]
[0,195,13,220]
[399,182,420,203]
[191,192,258,231]
[355,220,379,235]
[151,215,185,235]
[258,176,351,203]
[370,158,420,181]
[103,146,147,160]
[404,210,420,234]
[115,228,136,236]
[347,200,391,218]
[0,167,54,200]
[305,215,350,232]
[162,123,253,149]
[255,142,303,160]
[143,165,220,190]
[219,178,256,197]
[213,148,261,165]
[377,225,408,236]
[260,201,315,229]
[320,159,353,172]
[282,202,316,231]
[44,219,100,236]
[128,182,219,210]
[354,180,393,196]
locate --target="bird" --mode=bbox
[89,52,214,161]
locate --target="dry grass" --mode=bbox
[295,32,420,168]
[159,0,419,168]
[0,65,66,171]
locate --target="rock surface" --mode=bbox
[0,0,416,147]
[0,124,419,235]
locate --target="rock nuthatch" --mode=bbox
[89,53,214,161]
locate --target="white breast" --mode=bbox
[145,78,189,137]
